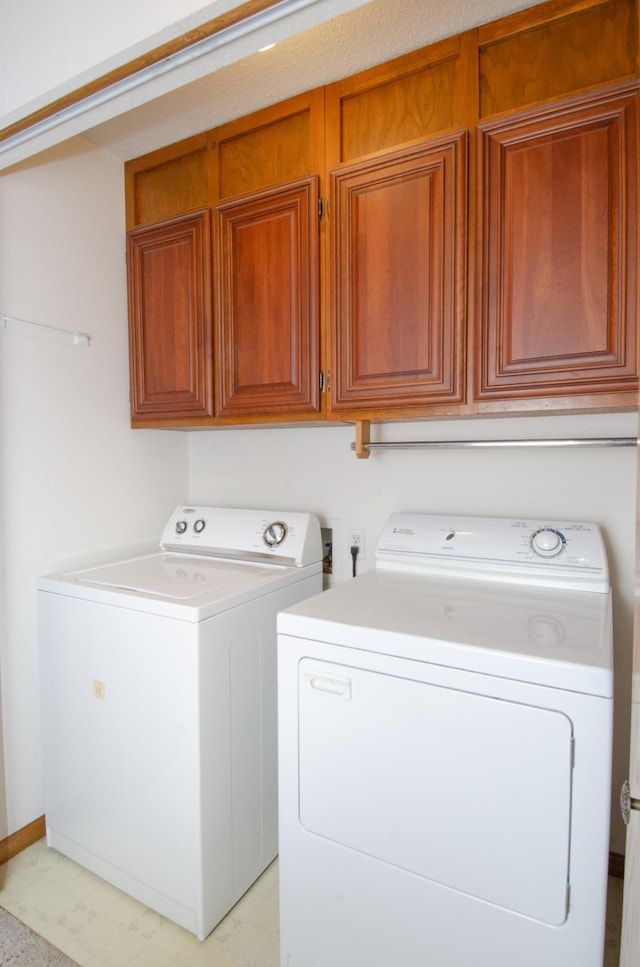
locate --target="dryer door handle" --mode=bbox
[305,671,352,700]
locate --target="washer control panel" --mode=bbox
[159,506,321,567]
[376,514,609,592]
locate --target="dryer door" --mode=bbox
[298,657,574,925]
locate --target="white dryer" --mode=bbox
[277,513,613,967]
[38,505,321,940]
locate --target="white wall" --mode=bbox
[0,137,186,834]
[188,412,638,853]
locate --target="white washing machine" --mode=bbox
[38,505,321,941]
[277,513,613,967]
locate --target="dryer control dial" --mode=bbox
[530,527,566,558]
[175,520,188,535]
[263,521,288,548]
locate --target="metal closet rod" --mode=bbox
[350,427,637,458]
[0,313,90,347]
[352,437,637,450]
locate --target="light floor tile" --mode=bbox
[1,840,279,966]
[0,839,624,966]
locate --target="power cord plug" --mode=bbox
[350,544,359,578]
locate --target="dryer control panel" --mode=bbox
[376,514,609,592]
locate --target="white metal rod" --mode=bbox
[0,314,90,347]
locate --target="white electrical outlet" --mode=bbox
[348,529,366,560]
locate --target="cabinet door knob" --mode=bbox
[620,779,640,825]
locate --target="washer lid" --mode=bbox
[39,550,320,621]
[70,553,279,600]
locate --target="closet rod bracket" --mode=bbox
[354,421,371,459]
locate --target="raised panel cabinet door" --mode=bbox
[330,133,466,412]
[476,84,638,404]
[127,210,213,422]
[214,177,320,419]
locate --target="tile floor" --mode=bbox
[0,838,625,966]
[0,839,278,966]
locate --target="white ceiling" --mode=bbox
[85,0,539,161]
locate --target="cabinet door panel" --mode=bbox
[211,89,324,202]
[127,211,213,421]
[476,85,638,402]
[215,178,320,418]
[330,134,466,411]
[479,0,637,118]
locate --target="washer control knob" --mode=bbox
[530,527,566,558]
[175,520,188,535]
[263,521,288,547]
[193,519,206,534]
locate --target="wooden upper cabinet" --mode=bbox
[475,84,638,408]
[214,178,321,419]
[127,210,213,423]
[123,0,639,428]
[330,134,467,414]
